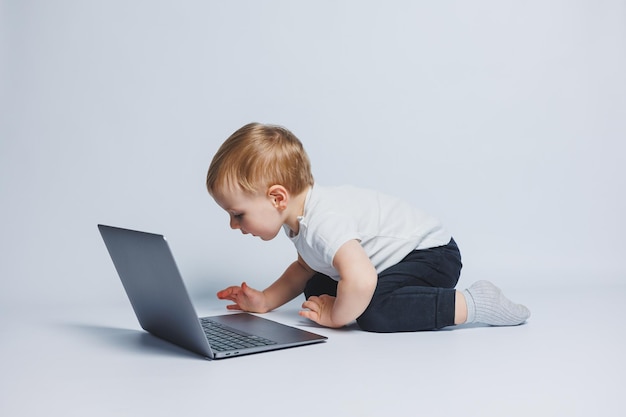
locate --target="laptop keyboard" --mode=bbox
[200,318,278,352]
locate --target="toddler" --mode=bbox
[206,123,530,332]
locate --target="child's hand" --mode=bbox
[216,282,268,313]
[300,295,342,328]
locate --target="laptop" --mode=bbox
[98,224,327,359]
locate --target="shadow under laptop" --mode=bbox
[66,323,203,360]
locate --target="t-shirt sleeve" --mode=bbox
[309,213,361,267]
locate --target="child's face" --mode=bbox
[212,187,285,241]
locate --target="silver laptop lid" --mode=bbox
[98,224,213,358]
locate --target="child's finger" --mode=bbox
[216,286,241,299]
[299,309,319,323]
[301,299,320,313]
[241,282,260,295]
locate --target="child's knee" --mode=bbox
[304,274,337,299]
[356,309,390,333]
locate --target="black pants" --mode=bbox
[303,238,462,332]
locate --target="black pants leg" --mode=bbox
[303,238,462,332]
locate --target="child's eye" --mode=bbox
[233,213,244,219]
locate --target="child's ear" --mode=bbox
[267,185,288,210]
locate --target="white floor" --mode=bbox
[2,283,624,417]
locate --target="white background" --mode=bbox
[1,1,625,416]
[2,0,625,307]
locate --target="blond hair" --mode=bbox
[206,123,314,195]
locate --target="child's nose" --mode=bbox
[229,217,240,230]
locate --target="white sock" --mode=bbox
[463,280,530,326]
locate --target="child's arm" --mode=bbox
[262,255,315,311]
[300,239,377,328]
[217,255,314,313]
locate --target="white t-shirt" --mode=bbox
[284,184,451,281]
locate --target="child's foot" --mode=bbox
[462,280,530,326]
